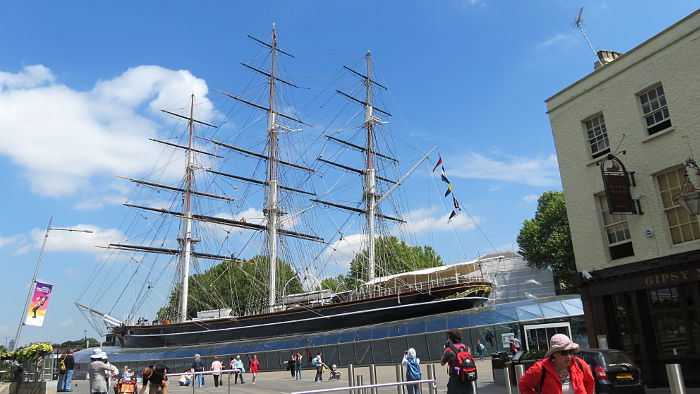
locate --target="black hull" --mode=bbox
[119,281,490,348]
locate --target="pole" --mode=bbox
[503,367,513,394]
[666,363,686,394]
[395,365,402,394]
[369,364,377,394]
[266,24,279,311]
[13,217,52,351]
[84,330,88,349]
[349,364,356,394]
[426,363,434,394]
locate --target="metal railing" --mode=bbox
[290,379,436,394]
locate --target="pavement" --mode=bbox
[35,359,698,394]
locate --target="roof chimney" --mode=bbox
[595,50,623,69]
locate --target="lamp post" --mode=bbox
[675,158,700,217]
[12,217,93,351]
[84,330,88,349]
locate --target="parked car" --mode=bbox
[578,349,645,394]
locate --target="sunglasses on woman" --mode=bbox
[558,350,575,356]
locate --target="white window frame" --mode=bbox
[583,113,610,159]
[639,83,671,135]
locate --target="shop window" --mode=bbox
[657,167,700,244]
[598,194,634,259]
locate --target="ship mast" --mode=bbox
[364,51,377,283]
[178,94,196,322]
[266,24,280,310]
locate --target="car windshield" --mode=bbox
[603,351,633,367]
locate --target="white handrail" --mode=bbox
[290,378,435,394]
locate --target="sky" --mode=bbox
[1,1,698,347]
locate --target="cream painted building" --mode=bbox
[546,9,700,387]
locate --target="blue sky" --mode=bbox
[1,1,697,347]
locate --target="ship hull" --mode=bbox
[119,281,490,348]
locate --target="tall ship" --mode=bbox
[76,26,492,349]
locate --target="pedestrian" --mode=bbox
[178,369,192,387]
[138,366,154,394]
[191,354,205,387]
[13,363,25,382]
[476,340,485,361]
[233,355,245,384]
[146,364,169,394]
[211,356,223,387]
[64,350,75,391]
[285,354,296,378]
[510,339,518,355]
[518,334,594,394]
[440,328,475,394]
[312,351,323,382]
[35,355,44,381]
[122,366,132,381]
[295,353,303,380]
[101,353,118,393]
[88,349,118,394]
[57,353,67,391]
[250,355,259,386]
[402,348,422,394]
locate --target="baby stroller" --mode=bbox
[329,364,342,380]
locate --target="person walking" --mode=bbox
[211,356,223,387]
[233,355,245,384]
[476,340,485,361]
[440,329,474,394]
[250,355,259,387]
[519,334,594,394]
[64,350,75,391]
[147,364,169,394]
[286,354,296,378]
[312,351,323,382]
[191,354,205,387]
[295,353,303,380]
[57,354,67,391]
[88,349,118,394]
[402,348,422,394]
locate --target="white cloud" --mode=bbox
[0,65,54,90]
[400,206,480,234]
[59,319,74,328]
[0,234,21,248]
[27,224,126,254]
[321,233,366,271]
[74,194,127,210]
[0,65,214,197]
[522,194,539,203]
[448,152,560,187]
[538,33,578,49]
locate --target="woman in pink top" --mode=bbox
[250,355,260,386]
[211,356,223,387]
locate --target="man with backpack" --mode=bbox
[64,350,75,391]
[440,328,476,394]
[402,348,421,394]
[312,351,323,382]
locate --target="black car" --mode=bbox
[578,349,645,394]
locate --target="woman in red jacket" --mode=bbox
[519,334,594,394]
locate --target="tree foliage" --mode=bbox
[323,236,444,291]
[516,191,577,293]
[158,255,303,320]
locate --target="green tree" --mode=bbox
[158,255,303,320]
[330,236,443,290]
[516,191,577,293]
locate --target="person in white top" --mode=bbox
[211,356,223,387]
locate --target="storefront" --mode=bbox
[578,249,700,387]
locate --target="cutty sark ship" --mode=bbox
[76,25,492,349]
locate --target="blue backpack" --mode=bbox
[406,359,421,381]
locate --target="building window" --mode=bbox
[598,194,634,259]
[584,114,610,159]
[657,167,700,244]
[639,84,671,135]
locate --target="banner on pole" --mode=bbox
[24,282,53,327]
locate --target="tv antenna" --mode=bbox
[574,7,602,67]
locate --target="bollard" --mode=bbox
[395,365,403,394]
[349,364,356,394]
[431,364,437,394]
[357,375,364,394]
[426,363,434,394]
[504,367,513,394]
[400,365,406,394]
[370,364,377,394]
[515,364,525,383]
[471,380,478,394]
[227,370,231,394]
[666,363,686,394]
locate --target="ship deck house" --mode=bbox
[546,10,700,387]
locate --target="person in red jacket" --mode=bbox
[518,334,594,394]
[250,355,260,387]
